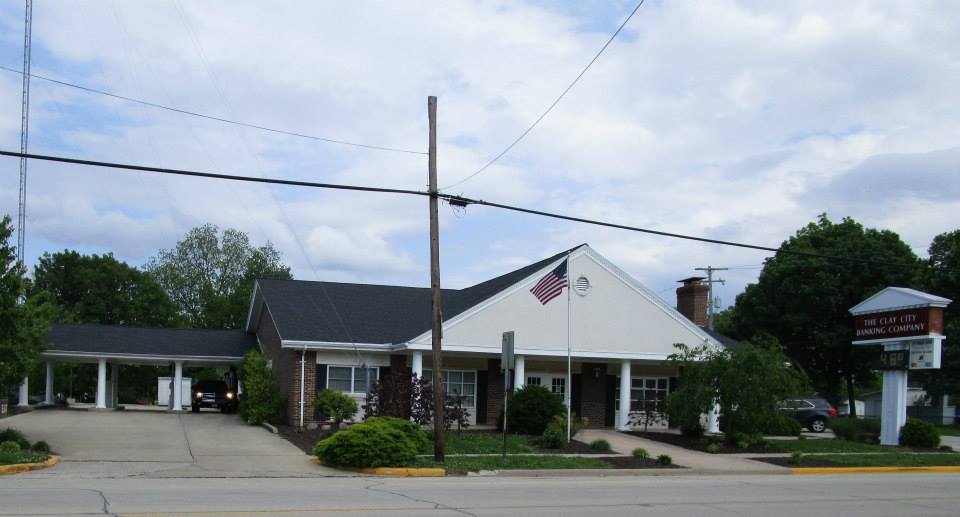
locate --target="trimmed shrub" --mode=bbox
[632,447,649,459]
[504,385,567,435]
[762,414,802,436]
[313,420,426,467]
[790,451,804,465]
[0,441,21,453]
[706,443,720,454]
[535,423,565,449]
[940,445,954,452]
[588,439,611,451]
[315,389,359,424]
[366,416,429,453]
[238,351,283,425]
[0,428,30,450]
[31,441,50,453]
[900,418,940,448]
[829,418,880,443]
[656,454,672,466]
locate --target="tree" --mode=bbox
[725,215,919,415]
[664,343,723,437]
[238,350,282,425]
[31,250,179,327]
[919,230,960,400]
[0,216,54,399]
[145,224,292,329]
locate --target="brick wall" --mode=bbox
[255,307,318,427]
[579,362,607,428]
[289,350,317,426]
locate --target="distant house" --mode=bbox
[862,387,956,425]
[247,244,729,428]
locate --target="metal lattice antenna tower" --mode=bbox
[16,0,33,265]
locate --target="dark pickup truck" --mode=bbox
[191,380,238,413]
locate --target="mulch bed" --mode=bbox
[532,439,611,455]
[626,431,776,454]
[751,457,839,468]
[277,424,335,454]
[599,456,684,469]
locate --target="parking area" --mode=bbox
[3,408,349,478]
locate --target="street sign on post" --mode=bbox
[502,331,515,371]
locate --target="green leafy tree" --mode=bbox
[664,343,723,437]
[725,215,919,414]
[31,250,180,327]
[238,350,282,425]
[919,230,960,400]
[145,224,291,329]
[0,216,56,399]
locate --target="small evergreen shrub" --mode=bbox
[313,419,427,467]
[632,447,649,459]
[829,418,881,443]
[588,439,611,451]
[706,443,720,454]
[737,440,750,449]
[0,441,21,453]
[31,441,50,453]
[790,451,804,465]
[0,428,30,450]
[504,385,567,435]
[899,418,940,448]
[365,416,429,453]
[762,414,802,436]
[314,389,359,424]
[939,445,953,452]
[535,423,566,449]
[656,454,672,466]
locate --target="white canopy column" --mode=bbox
[44,363,54,405]
[513,355,525,390]
[618,360,632,431]
[172,361,184,411]
[111,363,120,408]
[411,351,423,378]
[17,377,28,407]
[95,358,107,409]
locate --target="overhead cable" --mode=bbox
[0,65,426,156]
[1,149,922,269]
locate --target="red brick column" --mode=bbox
[579,362,608,428]
[486,358,504,425]
[289,351,317,427]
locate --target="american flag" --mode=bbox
[530,260,568,305]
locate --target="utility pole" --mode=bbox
[694,266,727,331]
[427,96,445,462]
[16,0,32,265]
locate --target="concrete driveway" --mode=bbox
[3,408,349,478]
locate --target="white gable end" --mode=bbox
[409,246,718,360]
[850,287,952,315]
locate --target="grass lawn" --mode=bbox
[935,425,960,437]
[770,439,890,454]
[427,432,534,455]
[799,453,960,467]
[414,455,610,475]
[0,451,48,465]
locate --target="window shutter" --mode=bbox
[316,364,327,392]
[604,375,616,427]
[475,370,488,424]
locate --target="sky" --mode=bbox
[0,1,957,311]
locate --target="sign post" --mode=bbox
[850,288,950,446]
[501,331,515,458]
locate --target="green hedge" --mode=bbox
[313,417,428,468]
[502,385,567,435]
[829,417,880,443]
[900,418,940,448]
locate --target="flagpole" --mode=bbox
[566,254,572,443]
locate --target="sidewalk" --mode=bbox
[577,429,789,474]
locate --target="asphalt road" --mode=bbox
[3,473,959,516]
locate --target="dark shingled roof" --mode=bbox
[45,323,259,359]
[705,329,743,352]
[258,246,581,344]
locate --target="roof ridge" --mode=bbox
[52,322,248,333]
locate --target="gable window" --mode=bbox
[423,369,476,407]
[326,365,379,394]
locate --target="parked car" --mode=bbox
[191,380,237,413]
[779,397,837,432]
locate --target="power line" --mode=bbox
[0,65,427,156]
[441,0,647,190]
[1,149,924,270]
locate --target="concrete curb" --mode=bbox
[312,458,445,477]
[792,466,960,475]
[494,467,792,477]
[0,455,59,476]
[261,422,278,434]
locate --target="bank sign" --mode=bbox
[854,307,943,341]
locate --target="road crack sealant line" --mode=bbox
[176,414,197,463]
[363,480,478,517]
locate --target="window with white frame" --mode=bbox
[526,376,541,386]
[550,377,566,398]
[326,366,379,394]
[615,377,669,412]
[423,369,476,407]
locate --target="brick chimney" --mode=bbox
[676,277,708,327]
